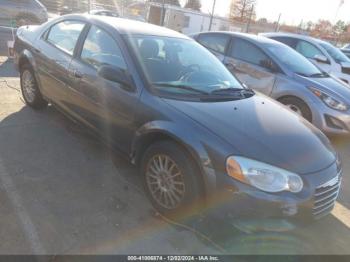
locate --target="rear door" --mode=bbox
[197,33,231,62]
[67,25,140,152]
[224,37,277,95]
[35,20,86,110]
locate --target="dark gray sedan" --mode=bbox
[14,15,341,222]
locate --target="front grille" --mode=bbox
[313,174,341,219]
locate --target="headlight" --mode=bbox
[310,87,348,111]
[226,156,303,193]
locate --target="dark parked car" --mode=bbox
[88,9,119,17]
[0,0,48,26]
[192,32,350,135]
[14,15,341,222]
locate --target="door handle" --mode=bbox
[34,48,41,54]
[225,62,237,71]
[72,70,83,79]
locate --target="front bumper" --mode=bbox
[208,161,341,225]
[313,109,350,135]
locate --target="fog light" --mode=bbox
[325,115,346,130]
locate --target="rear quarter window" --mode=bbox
[46,20,85,55]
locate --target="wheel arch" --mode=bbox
[277,94,313,122]
[131,122,215,197]
[18,50,36,71]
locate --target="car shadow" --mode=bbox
[1,105,350,254]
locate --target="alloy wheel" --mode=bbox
[145,154,186,209]
[286,104,303,116]
[22,70,36,103]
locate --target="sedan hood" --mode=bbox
[164,94,336,175]
[295,74,350,104]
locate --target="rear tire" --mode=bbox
[279,97,312,122]
[20,64,48,110]
[141,141,202,218]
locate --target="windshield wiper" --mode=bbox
[211,87,255,97]
[152,83,209,95]
[296,72,329,78]
[309,72,329,78]
[296,72,309,77]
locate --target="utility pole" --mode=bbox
[161,0,166,26]
[275,13,281,32]
[245,4,254,33]
[209,0,217,31]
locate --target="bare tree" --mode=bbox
[229,0,256,22]
[311,19,333,38]
[184,0,201,11]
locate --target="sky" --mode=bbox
[198,0,350,25]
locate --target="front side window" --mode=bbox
[230,38,270,68]
[296,40,323,59]
[320,42,350,64]
[198,34,230,54]
[47,21,85,55]
[127,35,243,98]
[266,43,323,77]
[81,25,127,70]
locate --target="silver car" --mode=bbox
[0,0,48,26]
[192,32,350,135]
[262,32,350,85]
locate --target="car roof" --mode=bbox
[62,14,189,39]
[198,31,286,46]
[261,32,326,45]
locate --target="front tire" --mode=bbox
[20,64,48,110]
[141,141,202,217]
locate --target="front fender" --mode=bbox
[132,120,218,196]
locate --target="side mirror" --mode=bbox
[314,54,329,64]
[98,65,135,91]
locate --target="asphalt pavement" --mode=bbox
[0,29,350,255]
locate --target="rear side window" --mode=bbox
[296,40,323,59]
[230,38,270,67]
[80,25,127,70]
[47,21,85,55]
[198,34,230,54]
[270,36,297,48]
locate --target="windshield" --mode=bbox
[320,42,350,63]
[126,35,244,98]
[266,43,325,77]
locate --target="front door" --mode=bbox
[66,25,140,153]
[224,37,276,95]
[295,40,332,73]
